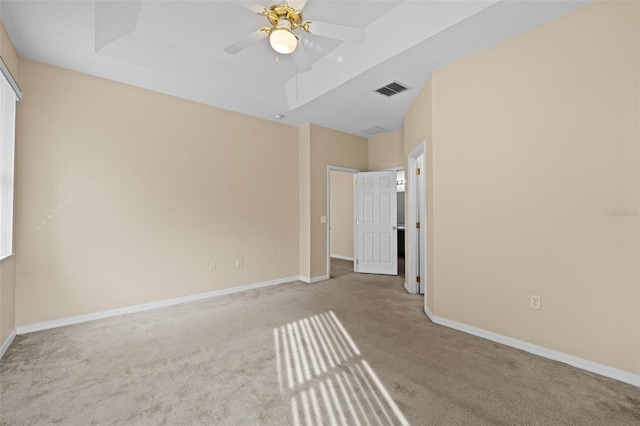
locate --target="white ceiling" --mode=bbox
[1,0,592,137]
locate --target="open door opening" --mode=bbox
[406,143,426,295]
[396,169,406,279]
[327,166,360,279]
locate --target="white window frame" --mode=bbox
[0,58,20,261]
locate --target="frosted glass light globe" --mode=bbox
[270,28,297,54]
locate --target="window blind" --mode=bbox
[0,70,17,260]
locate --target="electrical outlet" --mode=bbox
[236,258,243,268]
[208,262,216,272]
[530,295,541,310]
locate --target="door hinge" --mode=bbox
[356,180,360,186]
[416,276,421,283]
[416,222,420,229]
[415,168,421,175]
[356,259,359,264]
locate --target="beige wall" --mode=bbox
[0,256,16,345]
[309,124,367,278]
[368,129,404,170]
[424,0,639,374]
[15,59,300,326]
[329,171,354,259]
[0,19,19,348]
[298,124,312,280]
[404,78,434,308]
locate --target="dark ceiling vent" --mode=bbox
[362,126,387,135]
[375,81,409,97]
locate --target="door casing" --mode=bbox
[406,142,427,297]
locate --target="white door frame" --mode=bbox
[406,142,426,297]
[327,165,360,278]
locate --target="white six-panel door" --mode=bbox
[355,171,398,275]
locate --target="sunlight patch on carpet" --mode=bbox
[274,311,409,426]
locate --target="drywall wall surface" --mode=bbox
[15,59,300,326]
[638,0,640,379]
[309,124,367,279]
[329,170,354,259]
[0,256,16,345]
[299,124,311,280]
[368,129,404,170]
[431,0,639,374]
[404,78,434,311]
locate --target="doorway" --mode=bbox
[396,169,406,278]
[327,166,359,279]
[407,142,426,295]
[327,166,406,280]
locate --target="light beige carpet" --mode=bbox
[1,259,639,425]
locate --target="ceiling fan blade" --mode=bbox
[237,1,268,14]
[224,29,268,54]
[288,0,309,11]
[307,21,366,43]
[293,42,312,73]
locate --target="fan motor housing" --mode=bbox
[264,3,308,31]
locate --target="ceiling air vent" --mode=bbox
[362,126,387,135]
[375,81,409,97]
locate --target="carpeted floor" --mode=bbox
[1,258,639,425]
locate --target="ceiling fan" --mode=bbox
[224,1,366,71]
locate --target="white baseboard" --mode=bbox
[423,306,434,321]
[299,275,330,284]
[16,275,300,335]
[429,314,640,388]
[0,328,16,360]
[330,255,354,261]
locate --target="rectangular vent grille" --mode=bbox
[362,126,387,135]
[375,81,409,97]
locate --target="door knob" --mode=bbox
[392,226,397,230]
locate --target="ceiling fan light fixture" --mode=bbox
[270,27,297,54]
